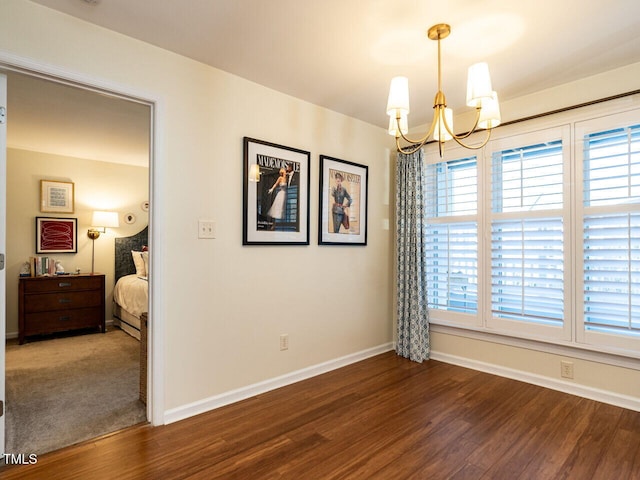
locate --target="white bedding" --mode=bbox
[113,274,148,318]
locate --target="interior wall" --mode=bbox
[1,0,394,413]
[431,331,640,401]
[6,148,149,335]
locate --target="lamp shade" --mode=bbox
[91,211,120,228]
[386,76,410,116]
[388,113,408,137]
[466,62,493,108]
[478,91,501,129]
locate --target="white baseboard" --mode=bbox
[164,343,395,425]
[431,350,640,412]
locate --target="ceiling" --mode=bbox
[7,0,640,165]
[6,71,151,167]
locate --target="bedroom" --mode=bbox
[4,71,151,454]
[1,0,640,476]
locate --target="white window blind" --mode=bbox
[491,140,565,327]
[426,222,478,313]
[583,213,640,336]
[582,124,640,338]
[425,157,477,217]
[492,141,564,213]
[425,157,478,314]
[583,125,640,207]
[491,217,564,325]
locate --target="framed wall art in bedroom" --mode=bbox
[36,217,78,253]
[242,137,310,245]
[40,179,74,213]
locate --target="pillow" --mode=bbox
[142,251,149,277]
[131,251,146,276]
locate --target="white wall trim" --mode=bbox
[164,342,395,425]
[431,350,640,412]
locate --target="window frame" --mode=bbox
[485,126,573,343]
[422,98,640,359]
[575,109,640,355]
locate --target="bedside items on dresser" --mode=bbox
[18,274,106,344]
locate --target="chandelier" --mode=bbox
[386,23,501,156]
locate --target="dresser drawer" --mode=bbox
[23,307,103,335]
[21,276,103,294]
[23,290,103,313]
[19,273,106,343]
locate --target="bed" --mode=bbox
[113,226,148,340]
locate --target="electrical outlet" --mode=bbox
[279,334,289,351]
[198,220,216,239]
[561,360,574,379]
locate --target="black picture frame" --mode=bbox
[36,216,78,253]
[318,155,368,246]
[243,137,310,245]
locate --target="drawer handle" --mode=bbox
[58,282,72,287]
[58,298,72,304]
[59,316,70,321]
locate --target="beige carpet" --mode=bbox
[5,328,147,455]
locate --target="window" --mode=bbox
[488,135,570,341]
[424,102,640,357]
[577,114,640,352]
[425,157,478,318]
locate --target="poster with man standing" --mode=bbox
[319,155,368,245]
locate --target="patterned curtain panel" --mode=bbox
[396,149,430,362]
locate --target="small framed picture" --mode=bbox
[41,180,74,213]
[243,137,310,245]
[36,217,78,253]
[319,155,368,246]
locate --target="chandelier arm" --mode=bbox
[449,127,493,150]
[396,136,425,155]
[440,107,483,141]
[394,113,438,146]
[453,108,482,140]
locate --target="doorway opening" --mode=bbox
[2,66,154,455]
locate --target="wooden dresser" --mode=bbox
[18,274,106,344]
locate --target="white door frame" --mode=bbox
[0,72,7,456]
[0,54,165,432]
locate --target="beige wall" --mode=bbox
[431,331,640,401]
[1,0,394,413]
[6,148,149,334]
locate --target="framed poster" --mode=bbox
[41,180,74,213]
[36,217,78,253]
[318,155,368,245]
[243,137,310,245]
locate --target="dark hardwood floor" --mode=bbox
[3,351,640,479]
